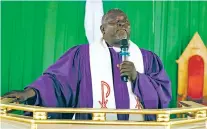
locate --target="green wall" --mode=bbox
[1,1,207,108]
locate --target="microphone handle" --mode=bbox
[122,53,129,82]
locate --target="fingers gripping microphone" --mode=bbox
[120,39,129,82]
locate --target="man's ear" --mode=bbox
[100,25,105,34]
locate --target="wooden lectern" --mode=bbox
[0,98,207,129]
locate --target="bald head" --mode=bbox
[101,8,127,25]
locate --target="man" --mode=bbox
[2,9,172,121]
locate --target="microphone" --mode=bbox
[120,39,129,82]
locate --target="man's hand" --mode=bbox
[1,88,36,103]
[118,61,137,82]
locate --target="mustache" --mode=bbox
[115,29,128,34]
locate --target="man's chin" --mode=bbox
[111,40,121,47]
[108,38,129,47]
[112,44,121,47]
[112,38,129,46]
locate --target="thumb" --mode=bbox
[117,64,123,69]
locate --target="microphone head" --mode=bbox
[120,39,128,49]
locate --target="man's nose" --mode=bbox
[117,22,124,27]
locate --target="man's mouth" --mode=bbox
[116,29,128,39]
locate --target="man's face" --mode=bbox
[101,12,130,47]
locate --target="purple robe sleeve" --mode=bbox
[25,45,82,119]
[132,49,172,121]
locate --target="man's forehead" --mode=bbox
[106,12,127,20]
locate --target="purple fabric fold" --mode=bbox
[26,44,93,119]
[132,49,172,121]
[109,48,130,120]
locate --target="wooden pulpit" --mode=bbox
[0,98,207,129]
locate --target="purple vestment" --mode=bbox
[26,44,172,121]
